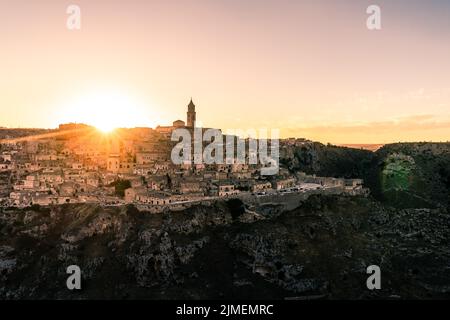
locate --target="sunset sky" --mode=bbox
[1,0,450,144]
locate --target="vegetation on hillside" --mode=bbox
[110,179,131,197]
[281,142,450,208]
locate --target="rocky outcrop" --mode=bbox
[0,195,449,299]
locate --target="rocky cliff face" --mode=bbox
[1,195,449,299]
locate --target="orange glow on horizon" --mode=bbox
[55,90,158,131]
[1,1,449,144]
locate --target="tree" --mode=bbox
[111,179,131,197]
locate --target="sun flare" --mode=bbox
[58,90,155,131]
[96,123,116,134]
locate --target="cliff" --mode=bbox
[1,195,449,299]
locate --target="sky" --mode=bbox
[0,0,449,144]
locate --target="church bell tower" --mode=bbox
[187,98,196,127]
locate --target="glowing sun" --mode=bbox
[59,90,154,131]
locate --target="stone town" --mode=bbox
[0,99,365,210]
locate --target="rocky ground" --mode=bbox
[1,194,449,299]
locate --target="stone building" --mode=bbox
[216,181,239,197]
[251,181,272,192]
[272,177,296,190]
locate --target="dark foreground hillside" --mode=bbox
[1,195,449,299]
[281,142,450,208]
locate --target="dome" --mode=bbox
[173,120,185,128]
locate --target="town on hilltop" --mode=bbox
[0,99,366,210]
